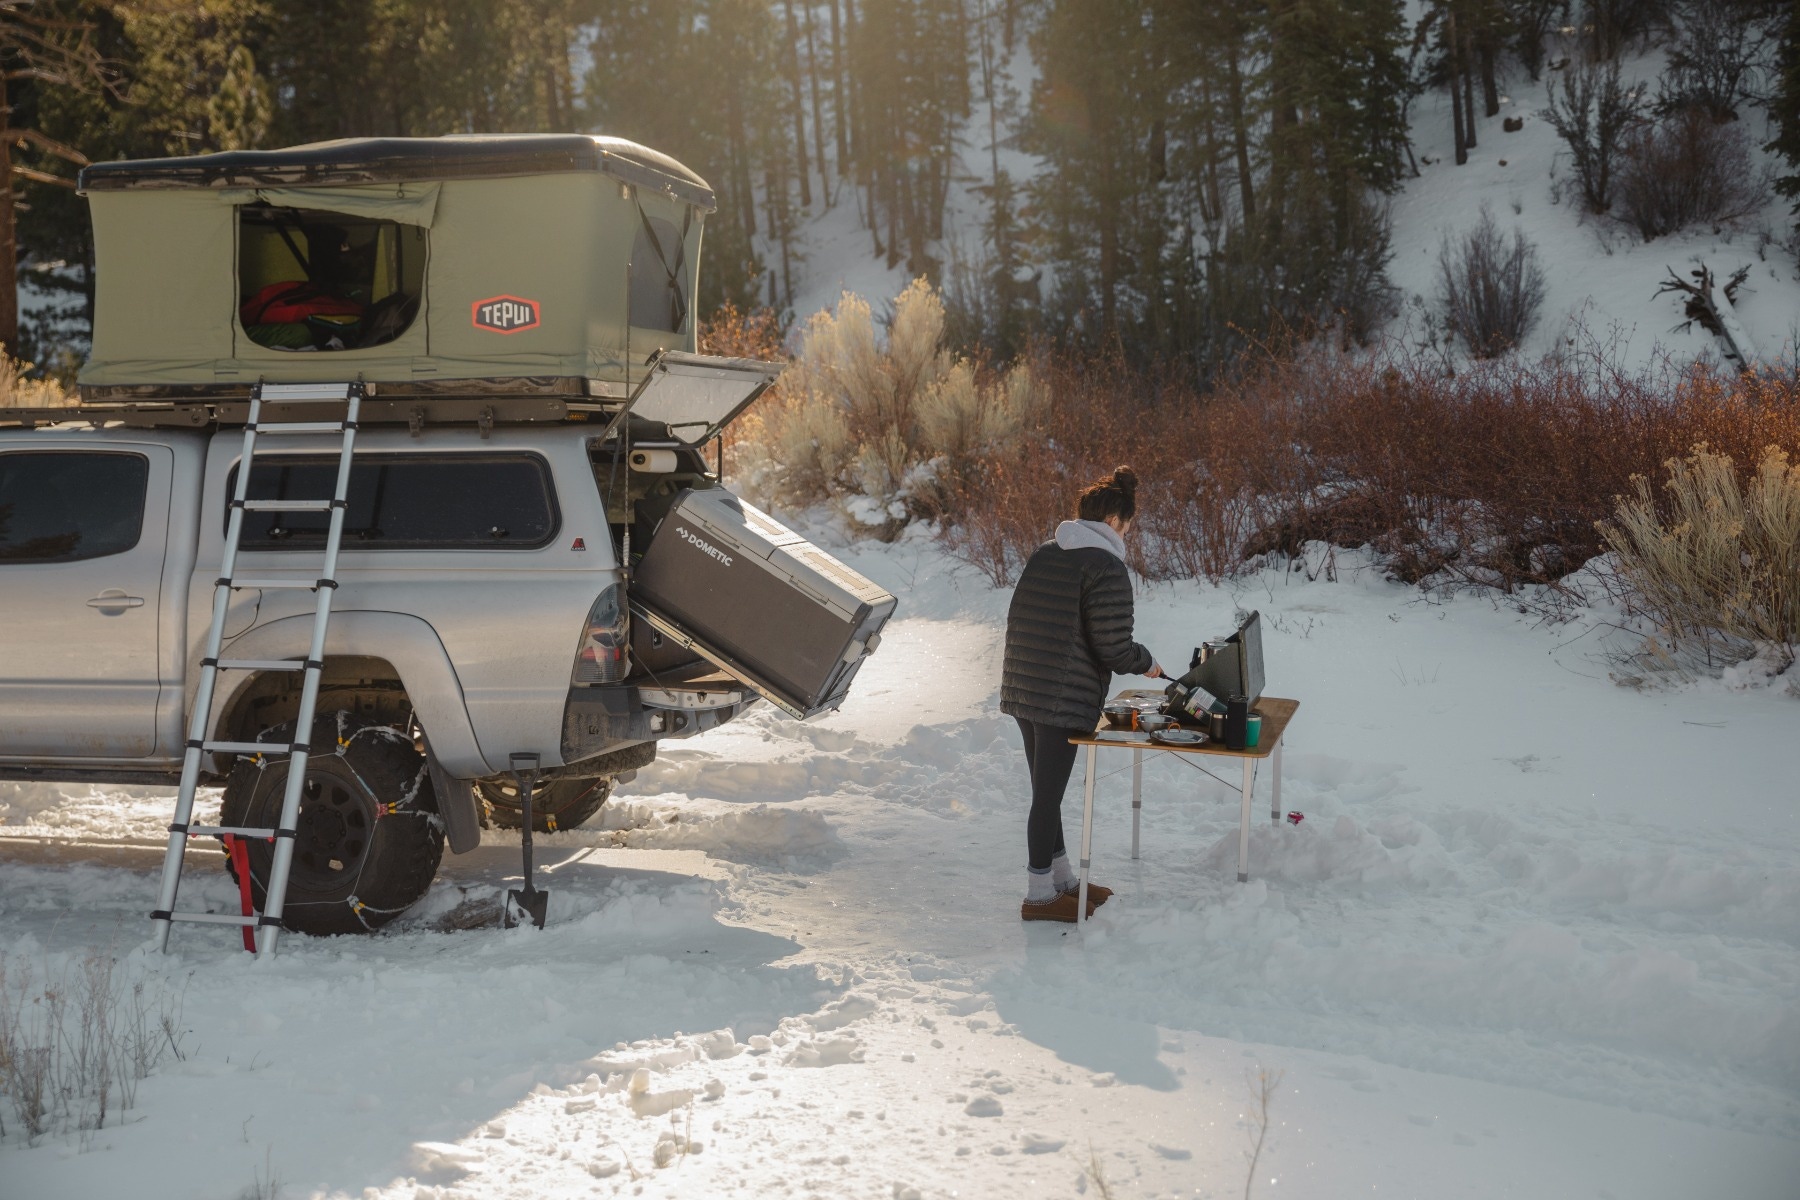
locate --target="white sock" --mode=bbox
[1026,867,1056,902]
[1050,852,1076,892]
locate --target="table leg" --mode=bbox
[1078,745,1097,923]
[1237,757,1254,883]
[1131,746,1143,860]
[1272,738,1283,824]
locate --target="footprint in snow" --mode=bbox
[964,1096,1004,1117]
[1020,1132,1065,1154]
[1151,1143,1193,1160]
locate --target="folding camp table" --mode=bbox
[1068,693,1300,920]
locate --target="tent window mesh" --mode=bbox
[237,205,425,351]
[629,214,688,333]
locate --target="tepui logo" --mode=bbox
[472,295,541,334]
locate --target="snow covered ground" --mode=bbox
[3,531,1797,1200]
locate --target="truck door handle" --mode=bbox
[86,589,145,612]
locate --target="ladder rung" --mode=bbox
[187,824,283,839]
[161,911,261,928]
[259,383,356,402]
[252,421,351,435]
[214,659,310,672]
[201,740,305,756]
[240,498,335,511]
[225,578,330,590]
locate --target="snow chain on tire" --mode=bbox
[220,710,445,935]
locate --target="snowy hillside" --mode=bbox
[3,532,1797,1199]
[785,39,1800,371]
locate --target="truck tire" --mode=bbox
[219,711,444,935]
[477,776,611,833]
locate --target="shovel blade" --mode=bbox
[505,886,549,930]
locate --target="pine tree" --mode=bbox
[1769,1,1800,225]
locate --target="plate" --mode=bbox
[1150,727,1205,746]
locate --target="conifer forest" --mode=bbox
[7,1,1799,378]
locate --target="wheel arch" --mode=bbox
[207,612,490,777]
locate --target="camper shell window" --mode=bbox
[238,204,424,351]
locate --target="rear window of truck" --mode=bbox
[230,453,558,550]
[0,451,149,563]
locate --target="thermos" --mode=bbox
[1224,694,1250,750]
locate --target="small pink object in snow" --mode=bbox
[1286,811,1304,826]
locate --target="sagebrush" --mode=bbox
[1600,444,1800,672]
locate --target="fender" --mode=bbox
[207,612,492,778]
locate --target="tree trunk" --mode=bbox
[804,1,830,201]
[1479,38,1499,117]
[0,75,16,355]
[830,0,849,172]
[782,0,812,209]
[1461,27,1478,148]
[1449,11,1469,165]
[1226,46,1255,218]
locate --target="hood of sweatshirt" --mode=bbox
[1054,518,1127,561]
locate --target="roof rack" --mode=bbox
[4,351,784,439]
[0,394,614,433]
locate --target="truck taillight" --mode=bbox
[572,584,629,685]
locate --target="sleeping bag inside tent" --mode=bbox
[75,134,712,398]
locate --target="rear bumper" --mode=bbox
[560,680,752,765]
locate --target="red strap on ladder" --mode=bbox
[223,834,258,953]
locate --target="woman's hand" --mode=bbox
[1145,662,1165,679]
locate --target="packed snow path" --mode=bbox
[3,537,1797,1199]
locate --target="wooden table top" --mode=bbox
[1068,694,1300,760]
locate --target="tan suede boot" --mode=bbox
[1020,890,1096,923]
[1062,880,1112,906]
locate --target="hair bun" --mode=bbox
[1110,466,1139,496]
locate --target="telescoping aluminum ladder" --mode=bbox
[150,381,364,958]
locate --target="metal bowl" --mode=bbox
[1102,703,1136,729]
[1138,713,1173,734]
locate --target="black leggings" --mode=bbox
[1015,717,1085,871]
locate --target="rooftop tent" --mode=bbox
[75,135,715,399]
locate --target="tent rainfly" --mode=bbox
[75,134,714,400]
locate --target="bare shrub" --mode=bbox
[1617,110,1770,240]
[1600,444,1800,671]
[927,337,1800,597]
[1542,54,1646,213]
[0,947,187,1144]
[1437,206,1549,358]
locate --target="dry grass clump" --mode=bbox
[0,349,72,408]
[1600,444,1800,671]
[0,947,186,1144]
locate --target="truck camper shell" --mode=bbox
[75,134,716,403]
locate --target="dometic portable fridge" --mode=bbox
[631,489,897,719]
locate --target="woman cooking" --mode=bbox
[1000,466,1166,922]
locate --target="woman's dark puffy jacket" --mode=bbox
[1000,542,1154,730]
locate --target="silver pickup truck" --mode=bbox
[0,408,893,933]
[1,133,897,939]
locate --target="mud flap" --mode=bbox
[423,736,481,855]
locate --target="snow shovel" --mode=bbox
[504,752,549,929]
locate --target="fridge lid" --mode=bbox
[598,350,785,446]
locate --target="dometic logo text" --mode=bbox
[675,526,733,567]
[471,295,541,334]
